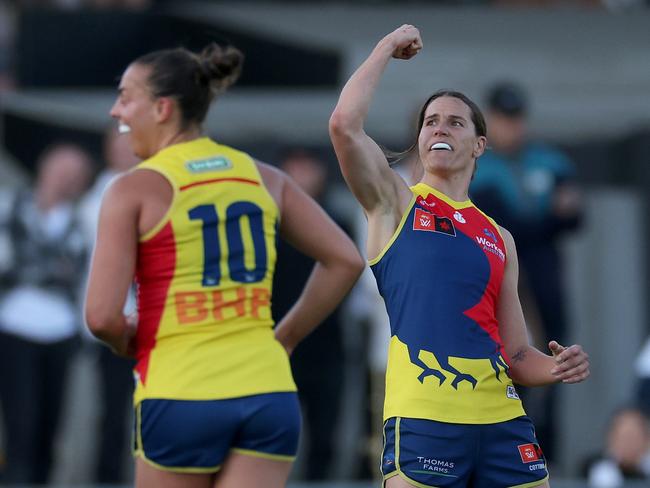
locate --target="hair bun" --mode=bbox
[199,43,244,95]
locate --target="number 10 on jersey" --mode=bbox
[189,201,268,287]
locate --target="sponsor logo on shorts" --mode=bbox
[518,443,544,464]
[186,157,232,173]
[410,457,459,478]
[382,453,395,468]
[507,385,520,400]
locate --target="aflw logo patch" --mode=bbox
[413,208,456,236]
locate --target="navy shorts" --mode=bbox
[381,416,548,488]
[134,392,301,473]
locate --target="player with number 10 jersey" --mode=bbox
[134,137,294,404]
[86,43,363,486]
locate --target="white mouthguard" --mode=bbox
[431,142,452,151]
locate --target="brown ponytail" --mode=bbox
[134,43,245,129]
[198,43,244,97]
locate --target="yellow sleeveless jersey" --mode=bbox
[371,184,526,424]
[132,137,295,404]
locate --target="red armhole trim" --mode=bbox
[135,221,176,385]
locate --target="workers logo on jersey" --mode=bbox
[475,231,506,262]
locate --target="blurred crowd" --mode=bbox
[0,129,139,484]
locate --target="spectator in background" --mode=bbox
[272,148,348,480]
[585,407,650,487]
[469,81,584,462]
[0,143,92,484]
[0,0,16,92]
[79,126,139,484]
[636,337,650,417]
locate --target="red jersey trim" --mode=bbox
[135,221,176,385]
[179,177,260,191]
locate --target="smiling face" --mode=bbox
[417,96,486,179]
[109,63,159,160]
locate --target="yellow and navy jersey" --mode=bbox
[132,137,295,404]
[371,183,525,424]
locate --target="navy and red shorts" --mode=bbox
[381,416,548,487]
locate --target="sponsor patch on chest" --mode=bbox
[413,208,456,236]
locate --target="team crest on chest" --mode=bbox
[413,208,456,237]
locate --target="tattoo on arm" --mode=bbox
[512,349,528,363]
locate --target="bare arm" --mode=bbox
[84,175,139,356]
[498,227,590,386]
[329,24,422,215]
[258,163,365,354]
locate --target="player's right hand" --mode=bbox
[384,24,423,60]
[549,340,590,384]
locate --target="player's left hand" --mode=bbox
[549,340,590,384]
